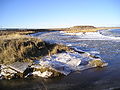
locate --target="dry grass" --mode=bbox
[0,33,72,64]
[62,27,120,33]
[0,30,35,36]
[89,59,105,67]
[0,35,45,64]
[64,28,100,33]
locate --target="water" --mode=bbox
[100,29,120,37]
[1,29,120,90]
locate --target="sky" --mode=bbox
[0,0,120,28]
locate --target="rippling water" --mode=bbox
[100,29,120,37]
[1,29,120,90]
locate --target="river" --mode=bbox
[0,29,120,90]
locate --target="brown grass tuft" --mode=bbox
[0,34,72,64]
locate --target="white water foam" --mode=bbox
[62,31,120,40]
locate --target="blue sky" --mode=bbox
[0,0,120,28]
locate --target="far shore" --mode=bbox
[61,27,120,33]
[0,26,120,35]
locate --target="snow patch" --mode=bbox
[31,52,107,77]
[32,71,53,78]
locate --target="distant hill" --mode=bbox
[0,26,120,33]
[70,26,96,30]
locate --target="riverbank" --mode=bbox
[0,29,108,79]
[1,26,120,35]
[0,31,74,79]
[0,34,71,64]
[62,26,120,33]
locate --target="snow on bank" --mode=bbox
[30,51,108,78]
[26,31,109,78]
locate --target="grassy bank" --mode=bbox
[1,26,120,34]
[0,32,71,64]
[62,26,120,33]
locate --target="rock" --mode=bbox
[0,64,17,79]
[88,59,108,67]
[0,62,31,79]
[8,62,31,73]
